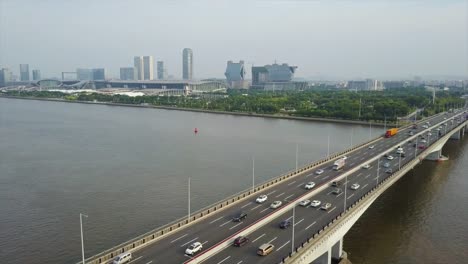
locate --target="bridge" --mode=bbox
[81,109,468,264]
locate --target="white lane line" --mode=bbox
[350,162,355,166]
[321,175,330,180]
[266,190,277,195]
[305,221,316,230]
[336,192,343,197]
[219,220,232,227]
[347,193,355,200]
[275,192,285,198]
[229,222,243,230]
[250,204,262,211]
[363,184,369,189]
[241,202,252,209]
[328,207,337,214]
[357,173,363,177]
[180,237,199,247]
[364,151,368,155]
[236,261,243,264]
[284,194,294,200]
[252,233,266,243]
[171,233,188,243]
[129,256,142,263]
[365,174,371,179]
[209,216,224,224]
[287,180,297,186]
[145,261,153,264]
[314,174,322,179]
[294,218,304,226]
[217,256,231,264]
[327,191,333,195]
[286,215,293,221]
[361,157,366,160]
[276,240,291,252]
[260,207,270,213]
[296,182,305,188]
[202,240,209,245]
[267,236,278,244]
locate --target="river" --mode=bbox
[0,97,466,264]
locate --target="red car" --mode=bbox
[233,236,249,247]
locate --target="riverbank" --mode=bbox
[0,95,394,127]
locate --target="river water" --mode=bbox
[0,98,466,264]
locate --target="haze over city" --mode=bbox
[0,0,466,80]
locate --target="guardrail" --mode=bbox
[79,113,444,264]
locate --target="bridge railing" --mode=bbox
[80,115,432,264]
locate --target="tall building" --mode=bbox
[20,64,30,81]
[120,67,135,80]
[76,68,105,80]
[225,60,248,89]
[0,68,12,87]
[252,63,297,85]
[143,56,154,80]
[92,68,106,80]
[182,48,193,80]
[134,56,144,80]
[157,61,166,80]
[32,69,41,81]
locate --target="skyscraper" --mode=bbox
[120,67,135,80]
[0,68,12,87]
[92,68,106,80]
[20,64,30,81]
[32,69,41,81]
[157,61,166,80]
[76,68,93,80]
[143,56,154,80]
[134,56,144,80]
[182,48,193,80]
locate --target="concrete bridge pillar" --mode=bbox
[425,149,442,161]
[311,250,330,264]
[331,238,343,261]
[450,128,462,140]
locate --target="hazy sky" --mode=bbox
[0,0,467,80]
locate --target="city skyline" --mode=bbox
[0,0,467,80]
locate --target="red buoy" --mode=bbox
[194,128,198,134]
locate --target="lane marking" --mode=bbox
[229,222,243,230]
[284,194,294,200]
[217,256,231,264]
[328,207,337,214]
[294,218,304,226]
[363,184,369,189]
[236,261,243,264]
[241,202,252,209]
[260,207,270,213]
[357,173,363,177]
[128,256,142,263]
[250,204,262,211]
[209,216,224,224]
[171,233,188,243]
[347,193,355,200]
[336,192,343,197]
[296,182,305,188]
[365,174,371,179]
[266,190,277,195]
[350,162,355,166]
[275,192,285,198]
[287,180,297,186]
[252,233,266,243]
[305,221,316,230]
[145,261,153,264]
[267,236,278,244]
[219,220,232,227]
[180,237,199,247]
[276,240,291,251]
[321,175,330,180]
[202,240,209,245]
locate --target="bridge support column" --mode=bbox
[331,238,343,261]
[311,250,330,264]
[450,128,462,140]
[425,149,443,161]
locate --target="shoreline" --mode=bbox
[0,95,392,127]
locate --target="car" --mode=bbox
[418,145,426,149]
[279,220,291,229]
[304,182,316,190]
[422,125,428,129]
[332,188,342,195]
[112,253,132,264]
[384,153,390,157]
[421,139,427,143]
[299,200,311,206]
[233,236,249,247]
[361,164,371,169]
[383,162,390,168]
[256,195,268,203]
[257,243,275,256]
[385,168,393,174]
[331,181,341,187]
[396,148,404,154]
[315,169,324,175]
[270,201,282,209]
[407,140,412,143]
[368,145,375,149]
[185,242,203,255]
[428,132,432,136]
[232,212,247,222]
[409,131,414,136]
[341,156,348,160]
[387,155,394,160]
[321,203,332,210]
[413,143,417,147]
[310,200,321,207]
[400,152,406,157]
[350,183,360,190]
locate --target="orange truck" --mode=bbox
[385,128,398,138]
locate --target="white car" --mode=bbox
[361,164,370,169]
[350,183,360,190]
[270,201,282,209]
[256,195,268,203]
[383,162,390,168]
[368,145,375,149]
[428,132,432,136]
[310,200,321,207]
[422,125,428,129]
[304,182,316,190]
[421,139,427,143]
[341,156,348,160]
[299,200,311,206]
[185,242,203,255]
[315,169,324,175]
[387,155,394,160]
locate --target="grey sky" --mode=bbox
[0,0,466,80]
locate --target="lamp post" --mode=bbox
[80,213,88,264]
[376,159,380,185]
[343,174,348,212]
[252,157,255,193]
[398,152,402,170]
[327,135,330,158]
[291,205,296,254]
[295,144,299,173]
[188,177,191,223]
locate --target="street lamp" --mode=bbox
[295,144,299,173]
[343,174,348,212]
[376,159,380,185]
[414,136,419,158]
[80,213,88,264]
[188,177,191,223]
[291,205,296,253]
[252,157,255,193]
[398,152,402,170]
[327,135,330,158]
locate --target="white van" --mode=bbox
[112,252,132,264]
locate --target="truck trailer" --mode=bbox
[385,128,398,138]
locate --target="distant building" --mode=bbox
[225,60,248,89]
[120,67,135,80]
[383,81,406,89]
[157,61,166,80]
[347,81,367,91]
[92,68,106,80]
[76,68,106,81]
[143,56,154,80]
[32,69,41,81]
[252,63,297,85]
[182,48,193,80]
[134,56,144,80]
[0,68,12,87]
[20,64,30,81]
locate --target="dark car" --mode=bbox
[232,212,247,222]
[233,236,249,247]
[279,220,291,229]
[331,181,341,187]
